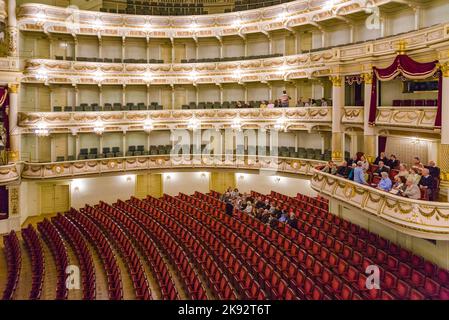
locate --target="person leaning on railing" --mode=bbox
[321,160,337,175]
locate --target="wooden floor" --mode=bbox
[0,213,200,300]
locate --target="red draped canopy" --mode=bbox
[368,54,442,127]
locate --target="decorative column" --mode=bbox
[438,63,449,195]
[98,36,102,59]
[362,73,376,163]
[7,0,18,57]
[7,83,19,163]
[121,37,126,60]
[330,75,344,162]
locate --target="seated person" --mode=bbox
[426,160,441,180]
[374,151,388,165]
[354,161,368,185]
[279,212,289,223]
[419,168,436,200]
[360,155,370,171]
[397,164,409,179]
[259,101,267,109]
[409,167,422,185]
[390,175,407,195]
[377,172,392,192]
[412,156,424,171]
[386,154,399,169]
[347,154,358,167]
[336,161,350,177]
[296,97,305,107]
[320,98,328,107]
[321,161,337,174]
[267,101,275,108]
[373,161,390,176]
[400,179,421,200]
[287,212,298,228]
[347,163,357,181]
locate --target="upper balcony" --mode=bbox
[311,169,449,240]
[17,0,422,40]
[21,21,449,86]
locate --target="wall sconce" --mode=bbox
[74,186,80,193]
[274,176,281,183]
[200,172,207,179]
[165,174,171,180]
[239,174,245,180]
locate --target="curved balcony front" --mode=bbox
[21,155,324,179]
[311,169,449,240]
[18,107,334,133]
[17,1,399,39]
[0,164,21,185]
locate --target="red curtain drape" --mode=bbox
[0,87,9,149]
[378,136,387,155]
[368,55,441,126]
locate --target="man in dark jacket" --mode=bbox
[225,199,234,216]
[373,161,390,176]
[386,154,399,169]
[374,152,388,165]
[419,168,436,201]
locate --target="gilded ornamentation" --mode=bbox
[361,73,373,84]
[440,62,449,78]
[329,76,342,87]
[8,83,19,94]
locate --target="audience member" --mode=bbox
[374,151,388,165]
[377,172,392,191]
[321,160,337,174]
[336,161,350,177]
[386,154,399,169]
[397,164,409,178]
[419,168,436,200]
[426,160,441,179]
[373,161,390,176]
[401,179,421,200]
[390,175,407,195]
[354,161,368,185]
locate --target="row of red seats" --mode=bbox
[137,196,238,300]
[188,192,340,300]
[170,194,300,299]
[147,194,266,300]
[264,191,449,285]
[1,231,21,300]
[21,225,45,300]
[67,209,123,300]
[237,190,449,299]
[114,199,207,300]
[83,205,152,300]
[37,219,69,300]
[96,201,179,300]
[52,214,96,300]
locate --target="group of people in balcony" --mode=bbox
[254,91,329,109]
[221,188,297,229]
[321,151,440,201]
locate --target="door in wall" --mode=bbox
[136,173,163,199]
[40,184,70,215]
[210,172,236,194]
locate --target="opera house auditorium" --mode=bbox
[1,0,449,302]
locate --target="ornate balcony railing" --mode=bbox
[311,169,449,240]
[18,107,332,133]
[0,164,21,185]
[21,155,324,180]
[375,106,438,129]
[17,1,400,39]
[342,106,363,125]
